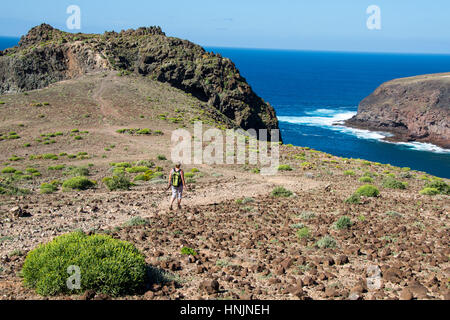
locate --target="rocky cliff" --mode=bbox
[346,73,450,149]
[0,24,279,134]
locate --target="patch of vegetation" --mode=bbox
[1,167,17,174]
[382,177,407,190]
[345,194,361,204]
[180,247,198,256]
[386,211,402,218]
[103,173,132,191]
[354,185,380,197]
[344,170,355,176]
[123,216,149,227]
[296,227,311,239]
[62,176,96,191]
[334,216,353,230]
[419,187,440,196]
[48,165,65,171]
[157,154,167,161]
[424,179,449,195]
[22,231,147,296]
[278,164,293,171]
[300,211,316,220]
[316,235,337,249]
[125,166,149,173]
[40,182,59,194]
[271,186,293,198]
[359,176,374,183]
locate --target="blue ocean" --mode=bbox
[1,38,449,177]
[206,47,450,178]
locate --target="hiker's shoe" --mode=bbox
[169,206,173,211]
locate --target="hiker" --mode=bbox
[167,163,187,210]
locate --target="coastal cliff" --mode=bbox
[0,24,279,134]
[346,73,450,149]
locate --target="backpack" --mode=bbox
[171,169,182,187]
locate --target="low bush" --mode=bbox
[334,216,352,230]
[40,183,58,194]
[22,231,147,296]
[419,187,440,196]
[271,186,293,197]
[316,235,337,249]
[345,194,361,204]
[103,174,132,191]
[382,177,407,190]
[355,185,380,197]
[278,164,293,171]
[180,247,198,256]
[359,176,374,183]
[296,227,310,239]
[126,166,149,173]
[425,180,449,195]
[62,176,95,191]
[123,216,149,227]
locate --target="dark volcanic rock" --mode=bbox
[346,73,450,148]
[0,24,280,135]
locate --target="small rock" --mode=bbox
[399,288,413,300]
[200,280,220,294]
[81,290,96,300]
[335,255,349,265]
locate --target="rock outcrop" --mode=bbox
[346,73,450,148]
[0,24,279,134]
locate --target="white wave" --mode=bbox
[278,108,450,154]
[395,141,450,154]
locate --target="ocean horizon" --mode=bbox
[1,37,449,178]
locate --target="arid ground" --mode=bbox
[0,72,449,300]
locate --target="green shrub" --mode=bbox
[113,162,131,168]
[134,174,150,182]
[62,176,95,191]
[42,153,58,160]
[382,177,407,189]
[359,176,374,183]
[22,232,147,296]
[425,180,449,195]
[184,172,195,178]
[386,211,402,218]
[123,216,149,227]
[180,247,198,256]
[191,168,200,173]
[345,194,361,204]
[355,185,380,197]
[300,211,316,220]
[271,186,293,197]
[334,216,352,230]
[1,167,16,174]
[103,174,132,191]
[419,187,440,196]
[316,236,337,249]
[157,155,167,161]
[40,183,57,194]
[66,166,90,177]
[296,227,310,239]
[344,170,355,176]
[126,166,149,173]
[278,164,293,171]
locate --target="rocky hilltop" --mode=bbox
[346,73,450,149]
[0,24,279,133]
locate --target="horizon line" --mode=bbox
[1,34,450,56]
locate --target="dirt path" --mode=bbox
[92,74,122,120]
[157,165,326,210]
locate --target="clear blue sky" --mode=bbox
[1,0,449,54]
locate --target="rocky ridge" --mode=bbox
[346,73,450,148]
[0,24,279,134]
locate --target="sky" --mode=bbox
[1,0,449,54]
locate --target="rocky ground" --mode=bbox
[0,72,449,301]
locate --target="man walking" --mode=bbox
[167,163,187,210]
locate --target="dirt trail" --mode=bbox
[157,165,326,210]
[92,74,122,120]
